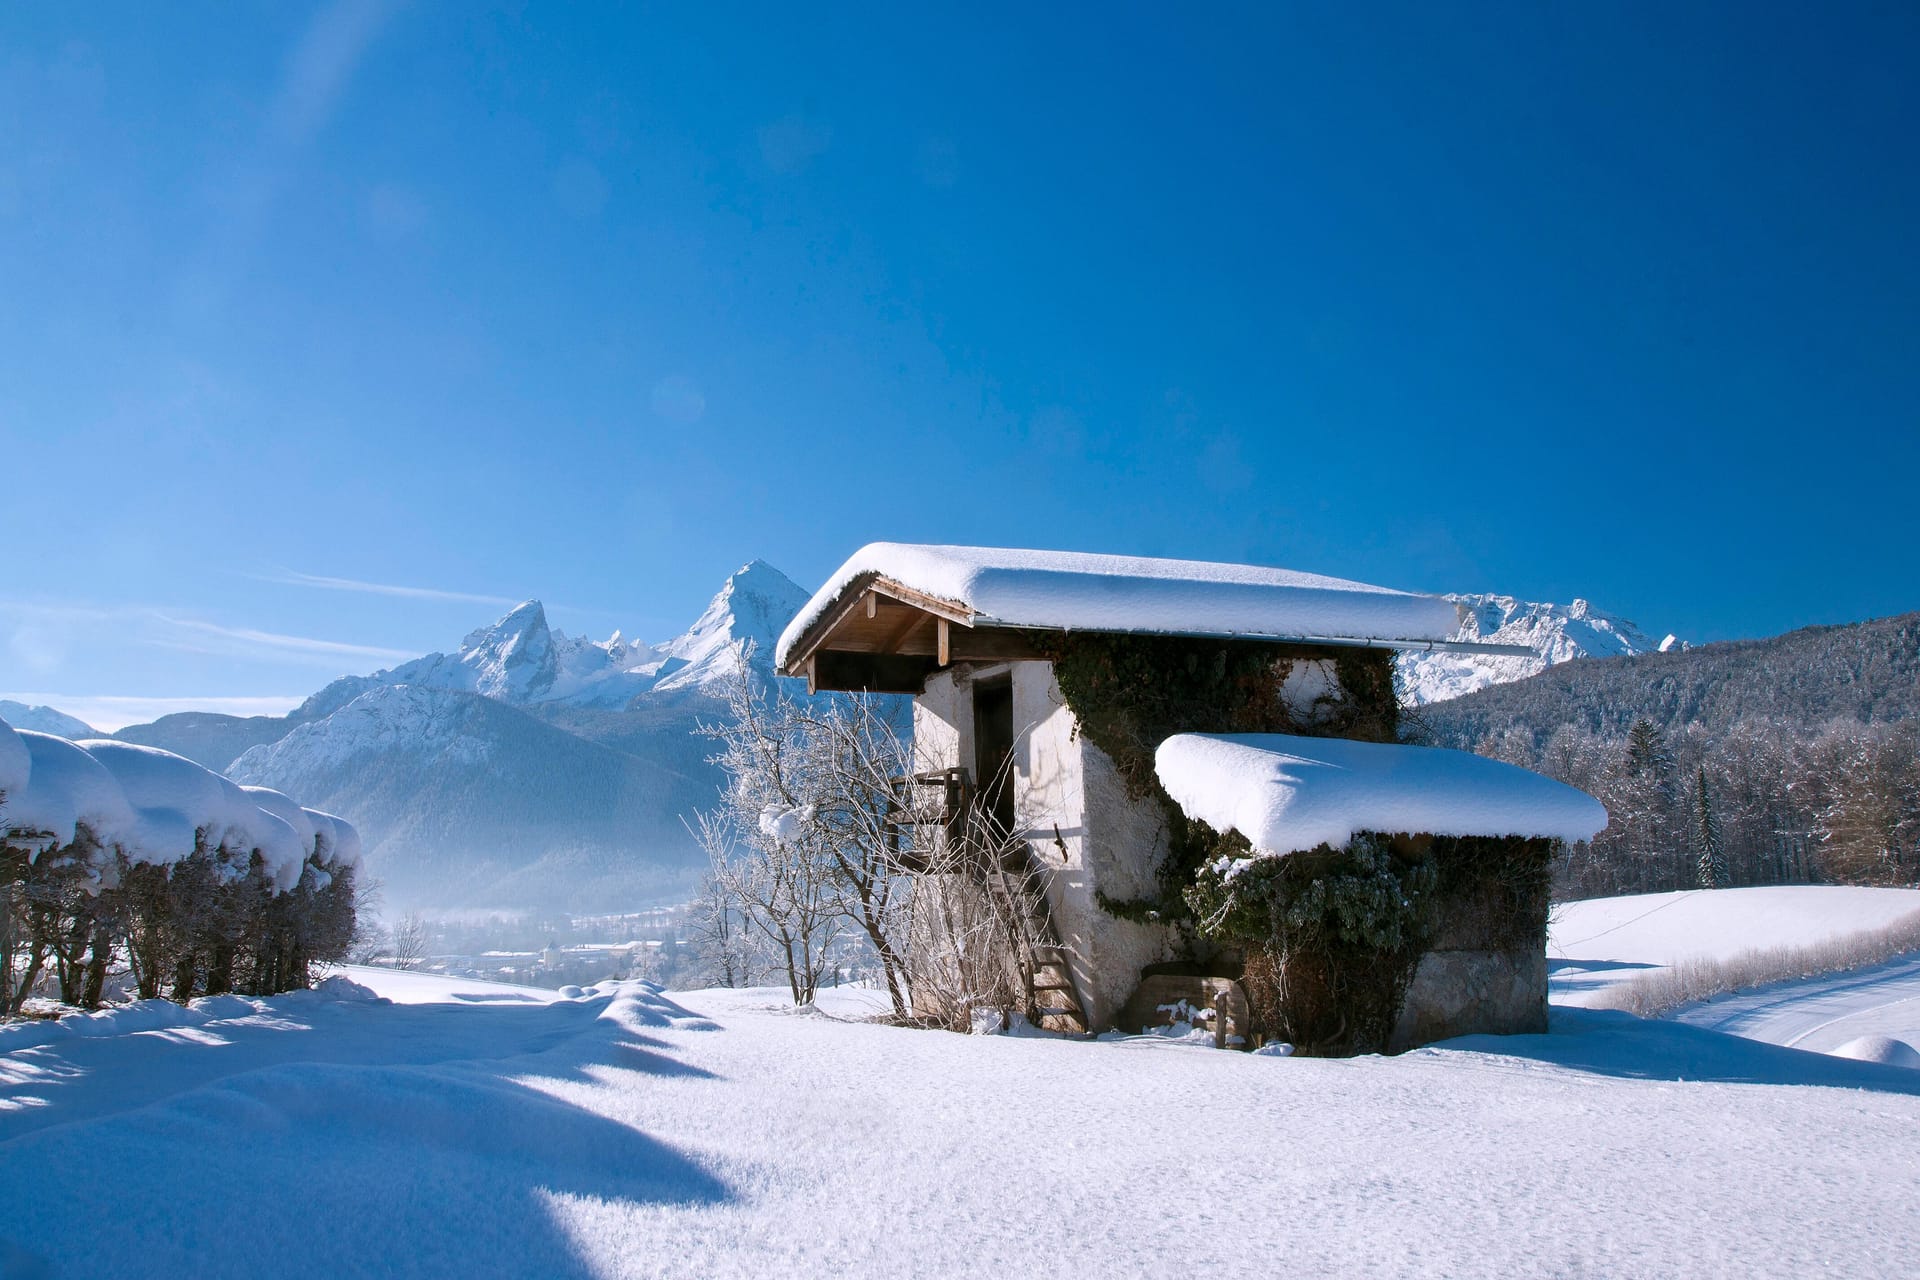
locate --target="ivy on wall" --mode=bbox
[1037,632,1553,1055]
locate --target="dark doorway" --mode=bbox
[972,675,1016,838]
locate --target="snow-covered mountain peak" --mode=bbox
[1398,592,1673,706]
[451,600,556,700]
[653,560,810,693]
[289,563,810,722]
[460,599,547,655]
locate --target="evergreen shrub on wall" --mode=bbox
[1042,633,1551,1055]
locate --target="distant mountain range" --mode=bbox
[1420,611,1920,752]
[15,571,1675,914]
[0,700,99,739]
[1395,594,1678,706]
[105,562,810,914]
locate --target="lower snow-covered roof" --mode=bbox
[774,543,1462,671]
[1155,733,1608,857]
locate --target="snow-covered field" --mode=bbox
[6,899,1920,1278]
[1548,885,1920,1005]
[1547,885,1920,1056]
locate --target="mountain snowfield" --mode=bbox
[3,885,1917,1279]
[1396,593,1676,705]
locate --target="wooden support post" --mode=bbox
[937,618,950,666]
[865,592,877,619]
[1213,988,1229,1050]
[805,656,817,696]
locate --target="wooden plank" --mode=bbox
[780,573,970,675]
[937,618,949,666]
[811,650,937,694]
[864,592,878,619]
[782,581,881,674]
[867,577,973,626]
[872,606,925,654]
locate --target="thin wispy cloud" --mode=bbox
[0,596,422,674]
[262,568,523,608]
[152,614,418,664]
[270,0,399,145]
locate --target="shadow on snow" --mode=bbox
[0,985,731,1279]
[1433,1005,1920,1096]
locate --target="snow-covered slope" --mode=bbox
[1397,593,1674,706]
[0,699,98,739]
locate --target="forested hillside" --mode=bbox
[1421,613,1920,899]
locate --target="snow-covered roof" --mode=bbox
[775,543,1462,670]
[1155,733,1608,857]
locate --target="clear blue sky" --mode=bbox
[5,3,1917,726]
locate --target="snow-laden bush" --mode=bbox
[0,719,360,1012]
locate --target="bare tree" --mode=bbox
[690,871,754,987]
[694,670,924,1013]
[390,913,429,970]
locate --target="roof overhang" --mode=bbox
[777,572,1534,695]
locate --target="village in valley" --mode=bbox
[5,6,1919,1278]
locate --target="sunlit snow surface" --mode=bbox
[6,904,1920,1278]
[1156,732,1607,856]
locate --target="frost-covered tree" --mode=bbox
[1694,768,1729,889]
[695,675,851,1008]
[690,872,755,988]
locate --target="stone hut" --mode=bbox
[774,543,1606,1050]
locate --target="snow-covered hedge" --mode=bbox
[0,716,361,1011]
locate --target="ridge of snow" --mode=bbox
[1396,592,1672,706]
[231,685,499,776]
[0,700,99,739]
[777,544,1460,668]
[655,560,812,693]
[1155,732,1609,857]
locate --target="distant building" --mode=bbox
[777,544,1606,1050]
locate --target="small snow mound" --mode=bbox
[311,975,382,1003]
[1829,1035,1920,1069]
[64,999,208,1038]
[558,985,585,999]
[189,994,263,1020]
[970,1008,1006,1035]
[1253,1041,1296,1057]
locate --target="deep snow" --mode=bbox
[5,933,1920,1278]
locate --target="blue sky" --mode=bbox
[4,3,1917,726]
